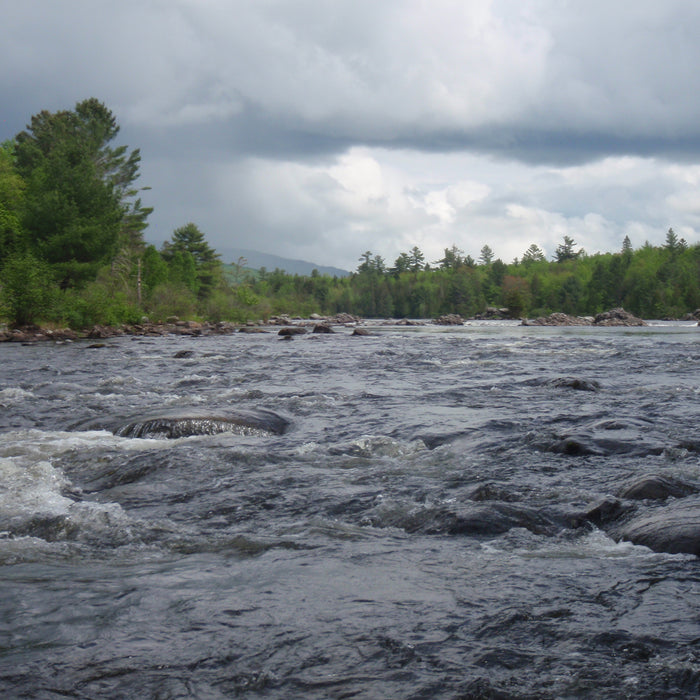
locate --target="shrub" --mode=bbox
[0,252,57,327]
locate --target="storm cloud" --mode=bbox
[2,0,700,268]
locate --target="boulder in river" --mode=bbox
[522,308,646,327]
[593,308,646,326]
[617,474,699,501]
[522,313,591,326]
[608,496,700,556]
[96,408,290,439]
[433,314,464,326]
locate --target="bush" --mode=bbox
[145,283,197,322]
[0,253,57,326]
[54,282,142,328]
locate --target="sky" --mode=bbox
[2,0,700,271]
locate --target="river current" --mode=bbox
[0,321,698,698]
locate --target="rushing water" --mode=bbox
[1,321,699,698]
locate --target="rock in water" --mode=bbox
[111,408,290,439]
[609,496,700,555]
[618,474,699,501]
[593,308,646,326]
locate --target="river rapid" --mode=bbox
[0,321,699,698]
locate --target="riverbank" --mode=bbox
[0,313,365,343]
[1,307,697,343]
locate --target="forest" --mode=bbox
[1,99,699,328]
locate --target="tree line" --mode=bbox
[1,98,699,327]
[242,232,700,320]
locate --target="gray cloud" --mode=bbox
[2,1,700,269]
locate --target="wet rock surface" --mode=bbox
[522,307,646,326]
[608,496,700,555]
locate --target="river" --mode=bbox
[1,321,698,698]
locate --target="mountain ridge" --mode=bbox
[216,247,350,277]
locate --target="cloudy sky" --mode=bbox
[2,1,700,270]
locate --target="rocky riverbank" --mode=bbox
[0,313,365,343]
[3,307,698,343]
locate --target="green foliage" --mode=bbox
[502,275,531,317]
[145,283,198,322]
[141,244,169,293]
[239,238,700,321]
[0,252,57,326]
[55,281,141,328]
[479,245,494,266]
[554,236,582,263]
[522,243,545,265]
[162,223,222,298]
[0,142,26,265]
[14,99,148,288]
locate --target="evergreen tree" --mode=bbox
[522,243,545,264]
[408,246,425,272]
[391,252,411,276]
[13,98,149,287]
[162,222,221,298]
[479,244,494,265]
[357,251,373,274]
[554,236,581,262]
[437,245,465,269]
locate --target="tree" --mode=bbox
[664,228,678,251]
[479,244,494,266]
[408,246,425,272]
[621,235,633,254]
[162,222,221,298]
[522,243,545,264]
[357,251,373,274]
[501,275,531,317]
[436,245,465,270]
[0,141,25,265]
[391,252,411,276]
[357,251,386,275]
[554,236,581,262]
[13,98,148,287]
[141,245,169,293]
[372,254,386,274]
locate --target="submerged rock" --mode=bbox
[546,377,601,392]
[105,408,290,439]
[521,376,601,393]
[363,500,557,537]
[278,326,307,336]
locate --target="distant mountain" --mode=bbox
[216,247,350,277]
